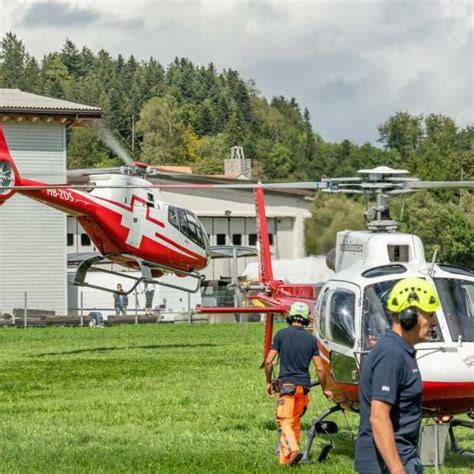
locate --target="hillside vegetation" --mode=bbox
[1,33,472,266]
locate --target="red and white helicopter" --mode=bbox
[1,123,473,459]
[0,125,215,294]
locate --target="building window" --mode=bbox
[216,234,226,245]
[249,234,257,246]
[81,233,91,247]
[67,234,74,247]
[232,234,242,246]
[269,233,274,245]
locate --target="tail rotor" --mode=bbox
[0,125,20,205]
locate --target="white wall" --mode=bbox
[0,122,67,315]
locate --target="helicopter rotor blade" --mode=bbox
[404,181,474,190]
[0,181,330,191]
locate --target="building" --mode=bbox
[0,89,101,316]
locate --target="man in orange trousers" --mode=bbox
[265,302,324,466]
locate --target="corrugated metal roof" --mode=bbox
[0,89,101,115]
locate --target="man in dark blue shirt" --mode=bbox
[355,278,440,474]
[264,301,324,466]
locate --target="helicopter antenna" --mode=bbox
[429,247,439,277]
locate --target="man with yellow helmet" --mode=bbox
[264,301,324,466]
[355,278,440,474]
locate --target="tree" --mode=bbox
[67,126,121,169]
[378,112,424,160]
[0,32,28,88]
[193,133,228,175]
[136,95,188,165]
[305,194,366,255]
[398,191,474,269]
[41,53,72,99]
[60,39,82,77]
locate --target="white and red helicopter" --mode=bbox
[1,123,473,459]
[0,125,215,294]
[233,167,474,461]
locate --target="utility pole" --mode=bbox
[131,114,135,153]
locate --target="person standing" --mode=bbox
[144,282,155,316]
[264,301,324,466]
[355,278,440,474]
[113,283,128,316]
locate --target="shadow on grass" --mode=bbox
[31,343,218,357]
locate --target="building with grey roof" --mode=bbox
[0,89,101,317]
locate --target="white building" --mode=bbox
[0,89,101,316]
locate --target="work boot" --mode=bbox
[288,450,302,467]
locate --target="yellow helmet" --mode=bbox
[287,302,310,325]
[387,278,440,314]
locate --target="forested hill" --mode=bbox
[1,33,473,266]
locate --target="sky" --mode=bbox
[1,0,472,144]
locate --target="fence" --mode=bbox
[0,290,263,328]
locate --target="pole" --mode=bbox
[264,312,274,358]
[23,291,27,329]
[131,114,135,153]
[80,292,84,327]
[134,290,138,325]
[188,292,192,324]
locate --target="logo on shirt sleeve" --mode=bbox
[381,385,390,392]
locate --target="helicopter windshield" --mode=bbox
[362,278,444,350]
[168,206,209,250]
[434,278,474,343]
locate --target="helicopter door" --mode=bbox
[127,200,147,248]
[325,282,360,385]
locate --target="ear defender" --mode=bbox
[399,306,419,330]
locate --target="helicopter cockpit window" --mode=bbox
[363,280,397,350]
[176,208,206,249]
[362,265,407,279]
[434,278,474,343]
[328,289,356,348]
[362,279,444,350]
[316,289,330,340]
[168,206,179,230]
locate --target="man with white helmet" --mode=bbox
[264,301,324,466]
[355,277,440,474]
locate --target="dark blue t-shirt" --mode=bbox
[271,325,319,387]
[355,330,423,473]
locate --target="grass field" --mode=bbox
[0,323,472,473]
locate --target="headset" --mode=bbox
[399,291,420,330]
[286,314,310,326]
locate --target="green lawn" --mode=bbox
[0,323,472,473]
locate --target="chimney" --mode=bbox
[224,146,252,180]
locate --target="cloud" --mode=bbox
[2,0,472,143]
[19,1,101,28]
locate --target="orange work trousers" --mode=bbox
[275,384,309,465]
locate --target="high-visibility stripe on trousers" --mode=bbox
[275,385,309,465]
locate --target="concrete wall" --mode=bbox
[0,122,67,315]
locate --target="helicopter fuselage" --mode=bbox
[314,231,474,417]
[15,173,210,275]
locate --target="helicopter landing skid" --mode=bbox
[73,253,205,294]
[448,417,474,458]
[301,404,343,463]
